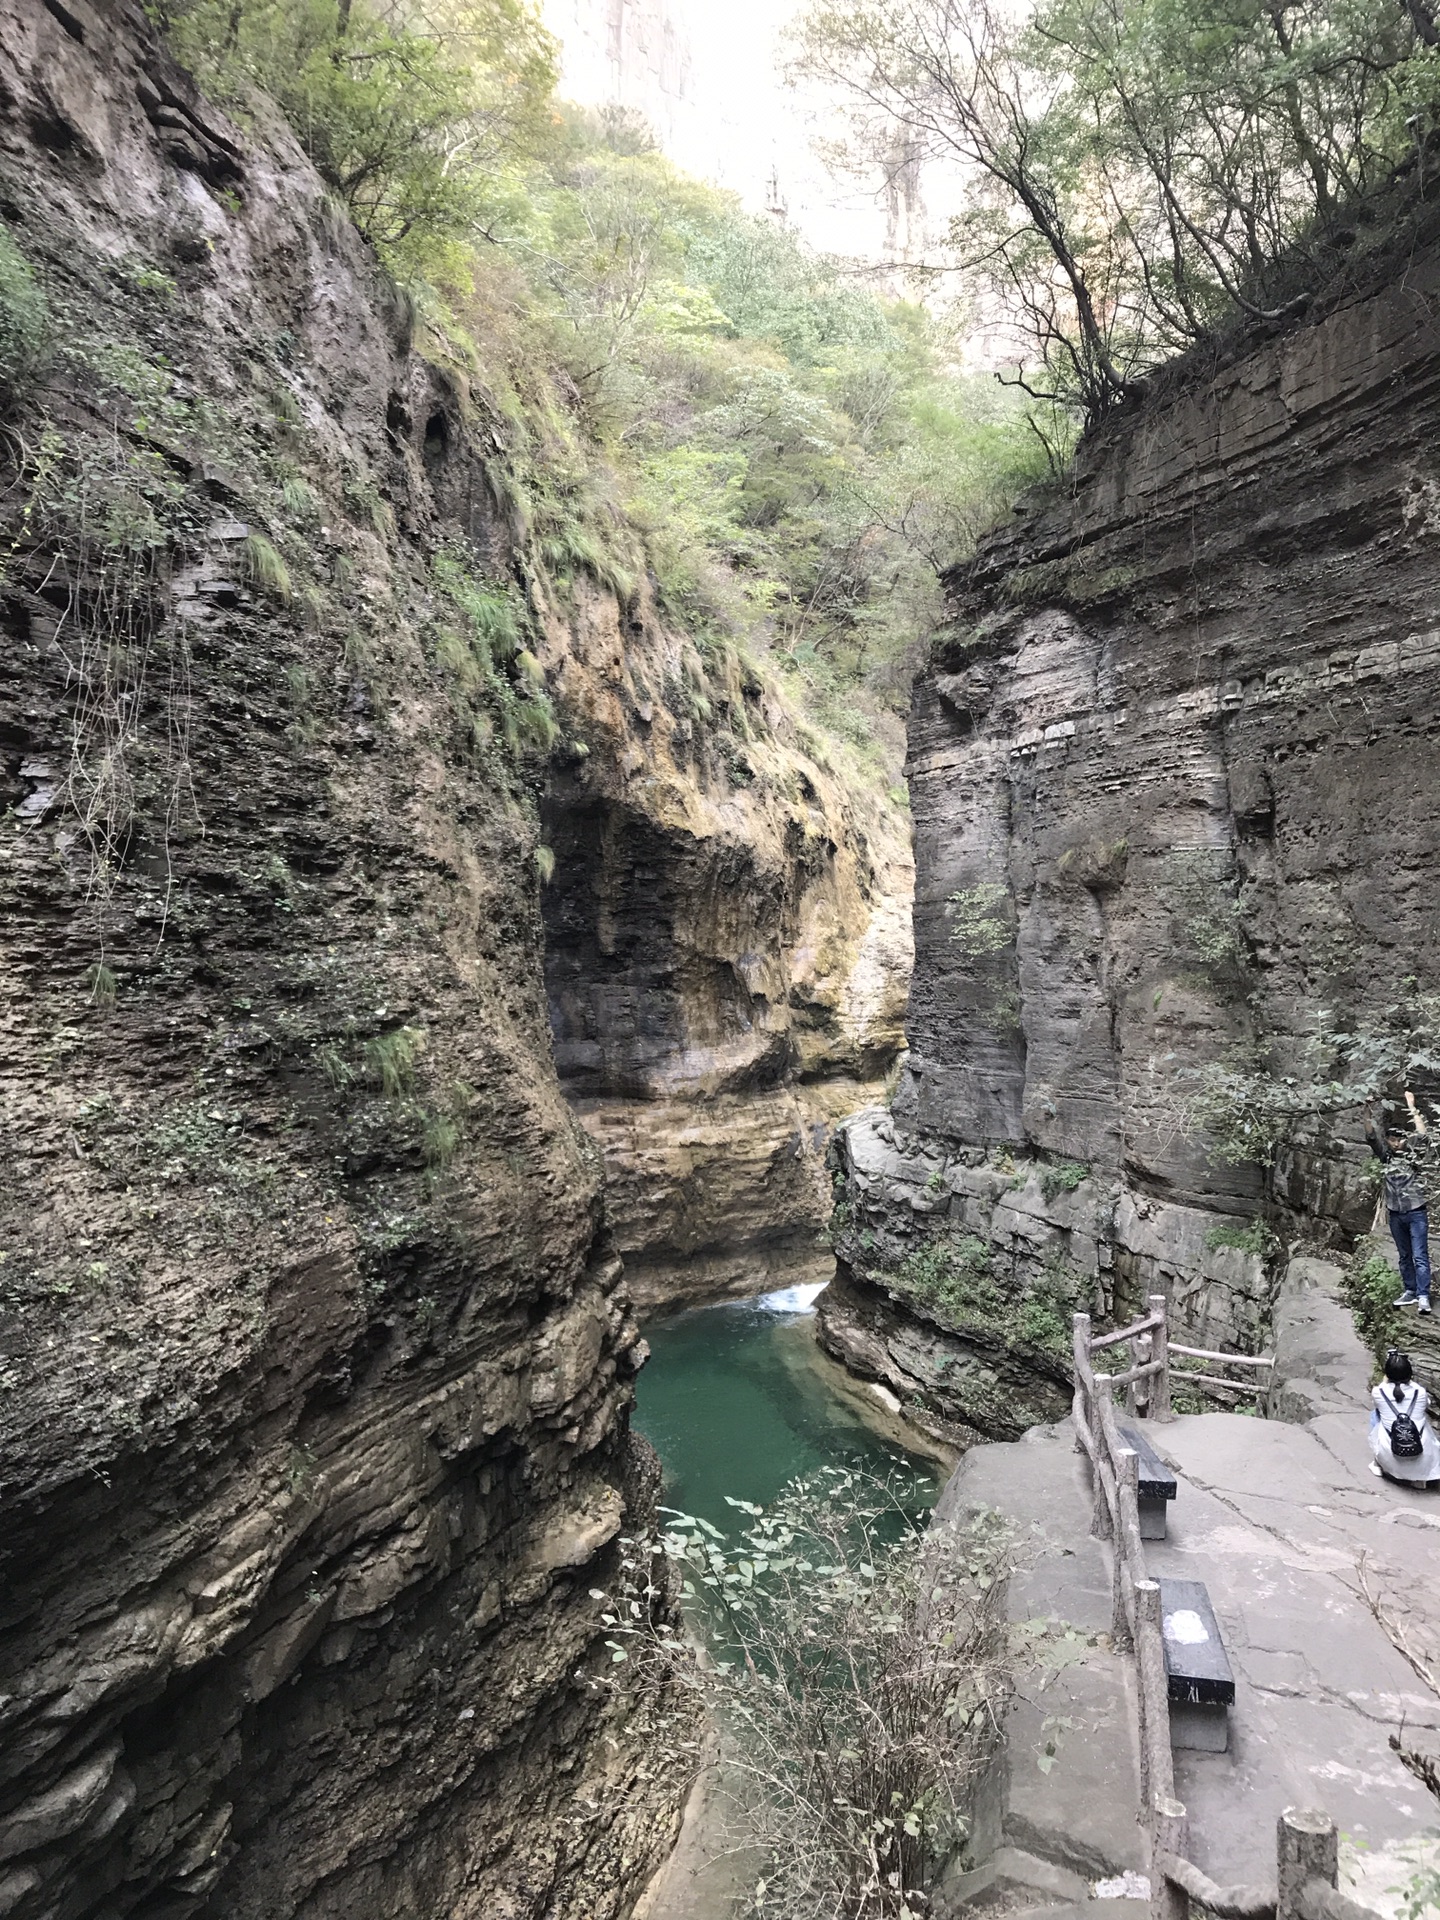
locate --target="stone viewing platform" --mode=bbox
[935,1258,1440,1920]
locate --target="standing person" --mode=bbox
[1366,1091,1433,1314]
[1370,1349,1440,1484]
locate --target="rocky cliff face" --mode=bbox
[823,230,1440,1443]
[541,625,911,1311]
[0,4,696,1913]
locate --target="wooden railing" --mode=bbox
[1076,1294,1277,1424]
[1071,1306,1379,1920]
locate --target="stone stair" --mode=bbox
[933,1843,1149,1920]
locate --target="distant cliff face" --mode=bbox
[0,3,691,1914]
[540,592,912,1311]
[823,233,1440,1441]
[544,0,692,150]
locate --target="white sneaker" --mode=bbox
[1396,1292,1419,1307]
[1421,1300,1432,1315]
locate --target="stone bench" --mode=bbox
[1119,1423,1177,1539]
[1160,1576,1234,1752]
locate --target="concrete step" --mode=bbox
[1012,1903,1150,1920]
[940,1845,1092,1911]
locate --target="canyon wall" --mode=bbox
[823,228,1440,1445]
[541,641,911,1311]
[0,4,710,1913]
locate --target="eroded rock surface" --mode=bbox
[0,3,691,1913]
[541,616,912,1310]
[827,228,1440,1434]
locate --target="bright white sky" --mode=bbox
[540,0,917,263]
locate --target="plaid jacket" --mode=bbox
[1368,1120,1430,1214]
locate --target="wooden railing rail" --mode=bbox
[1169,1344,1275,1368]
[1070,1310,1380,1920]
[1090,1310,1166,1353]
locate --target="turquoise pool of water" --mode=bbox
[632,1281,938,1540]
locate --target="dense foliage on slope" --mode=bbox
[144,0,1047,784]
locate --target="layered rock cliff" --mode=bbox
[541,635,911,1311]
[0,4,709,1912]
[823,224,1440,1444]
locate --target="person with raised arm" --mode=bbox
[1366,1090,1433,1315]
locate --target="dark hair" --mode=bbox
[1385,1348,1414,1387]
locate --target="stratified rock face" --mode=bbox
[540,604,912,1311]
[0,4,686,1914]
[826,236,1440,1433]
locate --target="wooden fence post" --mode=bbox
[1136,1336,1159,1428]
[1277,1808,1338,1920]
[1134,1579,1173,1810]
[1092,1370,1113,1540]
[1113,1443,1139,1651]
[1132,1330,1152,1417]
[1150,1795,1190,1920]
[1074,1311,1091,1456]
[1149,1293,1173,1423]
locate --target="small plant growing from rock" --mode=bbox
[365,1027,423,1098]
[1039,1161,1089,1203]
[421,1110,460,1170]
[84,962,118,1009]
[1155,849,1245,973]
[1344,1244,1404,1358]
[1204,1218,1278,1259]
[947,882,1011,956]
[244,531,292,601]
[0,223,49,405]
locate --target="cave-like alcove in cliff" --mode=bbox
[539,770,792,1103]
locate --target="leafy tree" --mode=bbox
[792,0,1437,420]
[160,0,557,281]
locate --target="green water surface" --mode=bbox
[632,1282,937,1539]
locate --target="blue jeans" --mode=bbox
[1390,1208,1432,1300]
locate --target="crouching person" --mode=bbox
[1370,1349,1440,1485]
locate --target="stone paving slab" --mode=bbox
[1144,1411,1440,1888]
[939,1424,1147,1882]
[941,1410,1440,1911]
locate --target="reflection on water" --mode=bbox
[632,1280,936,1541]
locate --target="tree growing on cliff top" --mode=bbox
[157,0,558,281]
[791,0,1437,421]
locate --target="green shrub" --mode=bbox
[947,883,1011,956]
[1181,1054,1312,1167]
[164,0,557,284]
[1155,849,1244,972]
[1344,1246,1402,1358]
[893,1233,1000,1323]
[1039,1162,1089,1202]
[1204,1218,1278,1259]
[0,225,49,402]
[601,1471,1009,1920]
